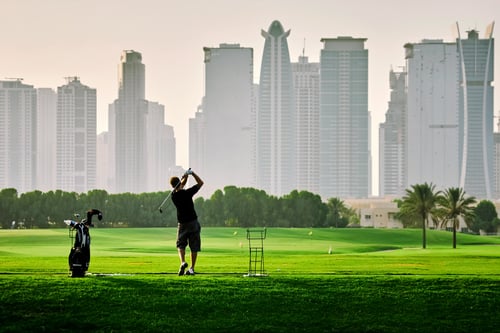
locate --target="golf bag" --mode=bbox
[65,209,103,277]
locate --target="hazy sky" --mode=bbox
[1,0,498,195]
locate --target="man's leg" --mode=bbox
[178,247,186,264]
[178,248,188,275]
[186,221,201,275]
[190,251,197,270]
[177,225,189,275]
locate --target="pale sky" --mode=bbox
[1,0,498,195]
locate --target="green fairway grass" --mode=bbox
[1,228,499,332]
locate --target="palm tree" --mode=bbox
[326,197,349,228]
[436,187,476,249]
[398,183,440,249]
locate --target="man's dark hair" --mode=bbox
[170,176,180,188]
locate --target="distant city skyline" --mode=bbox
[380,23,496,200]
[1,0,499,195]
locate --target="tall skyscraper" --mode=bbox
[96,131,110,190]
[193,43,254,195]
[56,77,96,193]
[379,69,407,197]
[405,40,460,191]
[457,23,495,199]
[319,37,370,199]
[36,88,57,192]
[112,50,148,193]
[251,83,259,187]
[0,79,37,193]
[146,101,176,192]
[494,119,500,199]
[256,20,296,196]
[292,55,320,194]
[106,103,116,192]
[189,103,205,178]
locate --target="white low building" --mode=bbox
[346,197,403,228]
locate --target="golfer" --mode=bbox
[170,169,204,276]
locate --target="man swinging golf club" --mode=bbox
[170,169,204,276]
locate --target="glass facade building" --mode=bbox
[256,20,296,196]
[292,55,320,194]
[56,77,96,193]
[379,69,407,197]
[112,50,148,193]
[405,40,460,192]
[319,37,370,199]
[457,23,495,199]
[197,43,254,195]
[0,80,37,193]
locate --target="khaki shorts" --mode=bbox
[176,220,201,252]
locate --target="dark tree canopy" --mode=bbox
[0,187,357,229]
[471,200,500,233]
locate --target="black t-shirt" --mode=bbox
[171,184,200,223]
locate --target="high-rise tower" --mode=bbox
[56,77,96,193]
[457,23,495,199]
[319,37,370,199]
[292,55,320,194]
[379,69,407,197]
[0,79,37,193]
[112,50,148,193]
[36,88,57,192]
[195,43,254,195]
[189,103,205,179]
[494,118,500,199]
[256,20,296,196]
[405,40,460,192]
[146,101,176,192]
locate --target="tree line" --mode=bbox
[1,184,498,240]
[0,187,357,229]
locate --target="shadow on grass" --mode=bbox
[0,274,498,333]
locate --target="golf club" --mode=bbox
[158,168,191,213]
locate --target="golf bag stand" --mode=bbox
[245,228,267,277]
[66,209,103,277]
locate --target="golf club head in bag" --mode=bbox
[67,209,103,277]
[86,208,103,226]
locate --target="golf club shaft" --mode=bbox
[157,190,174,212]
